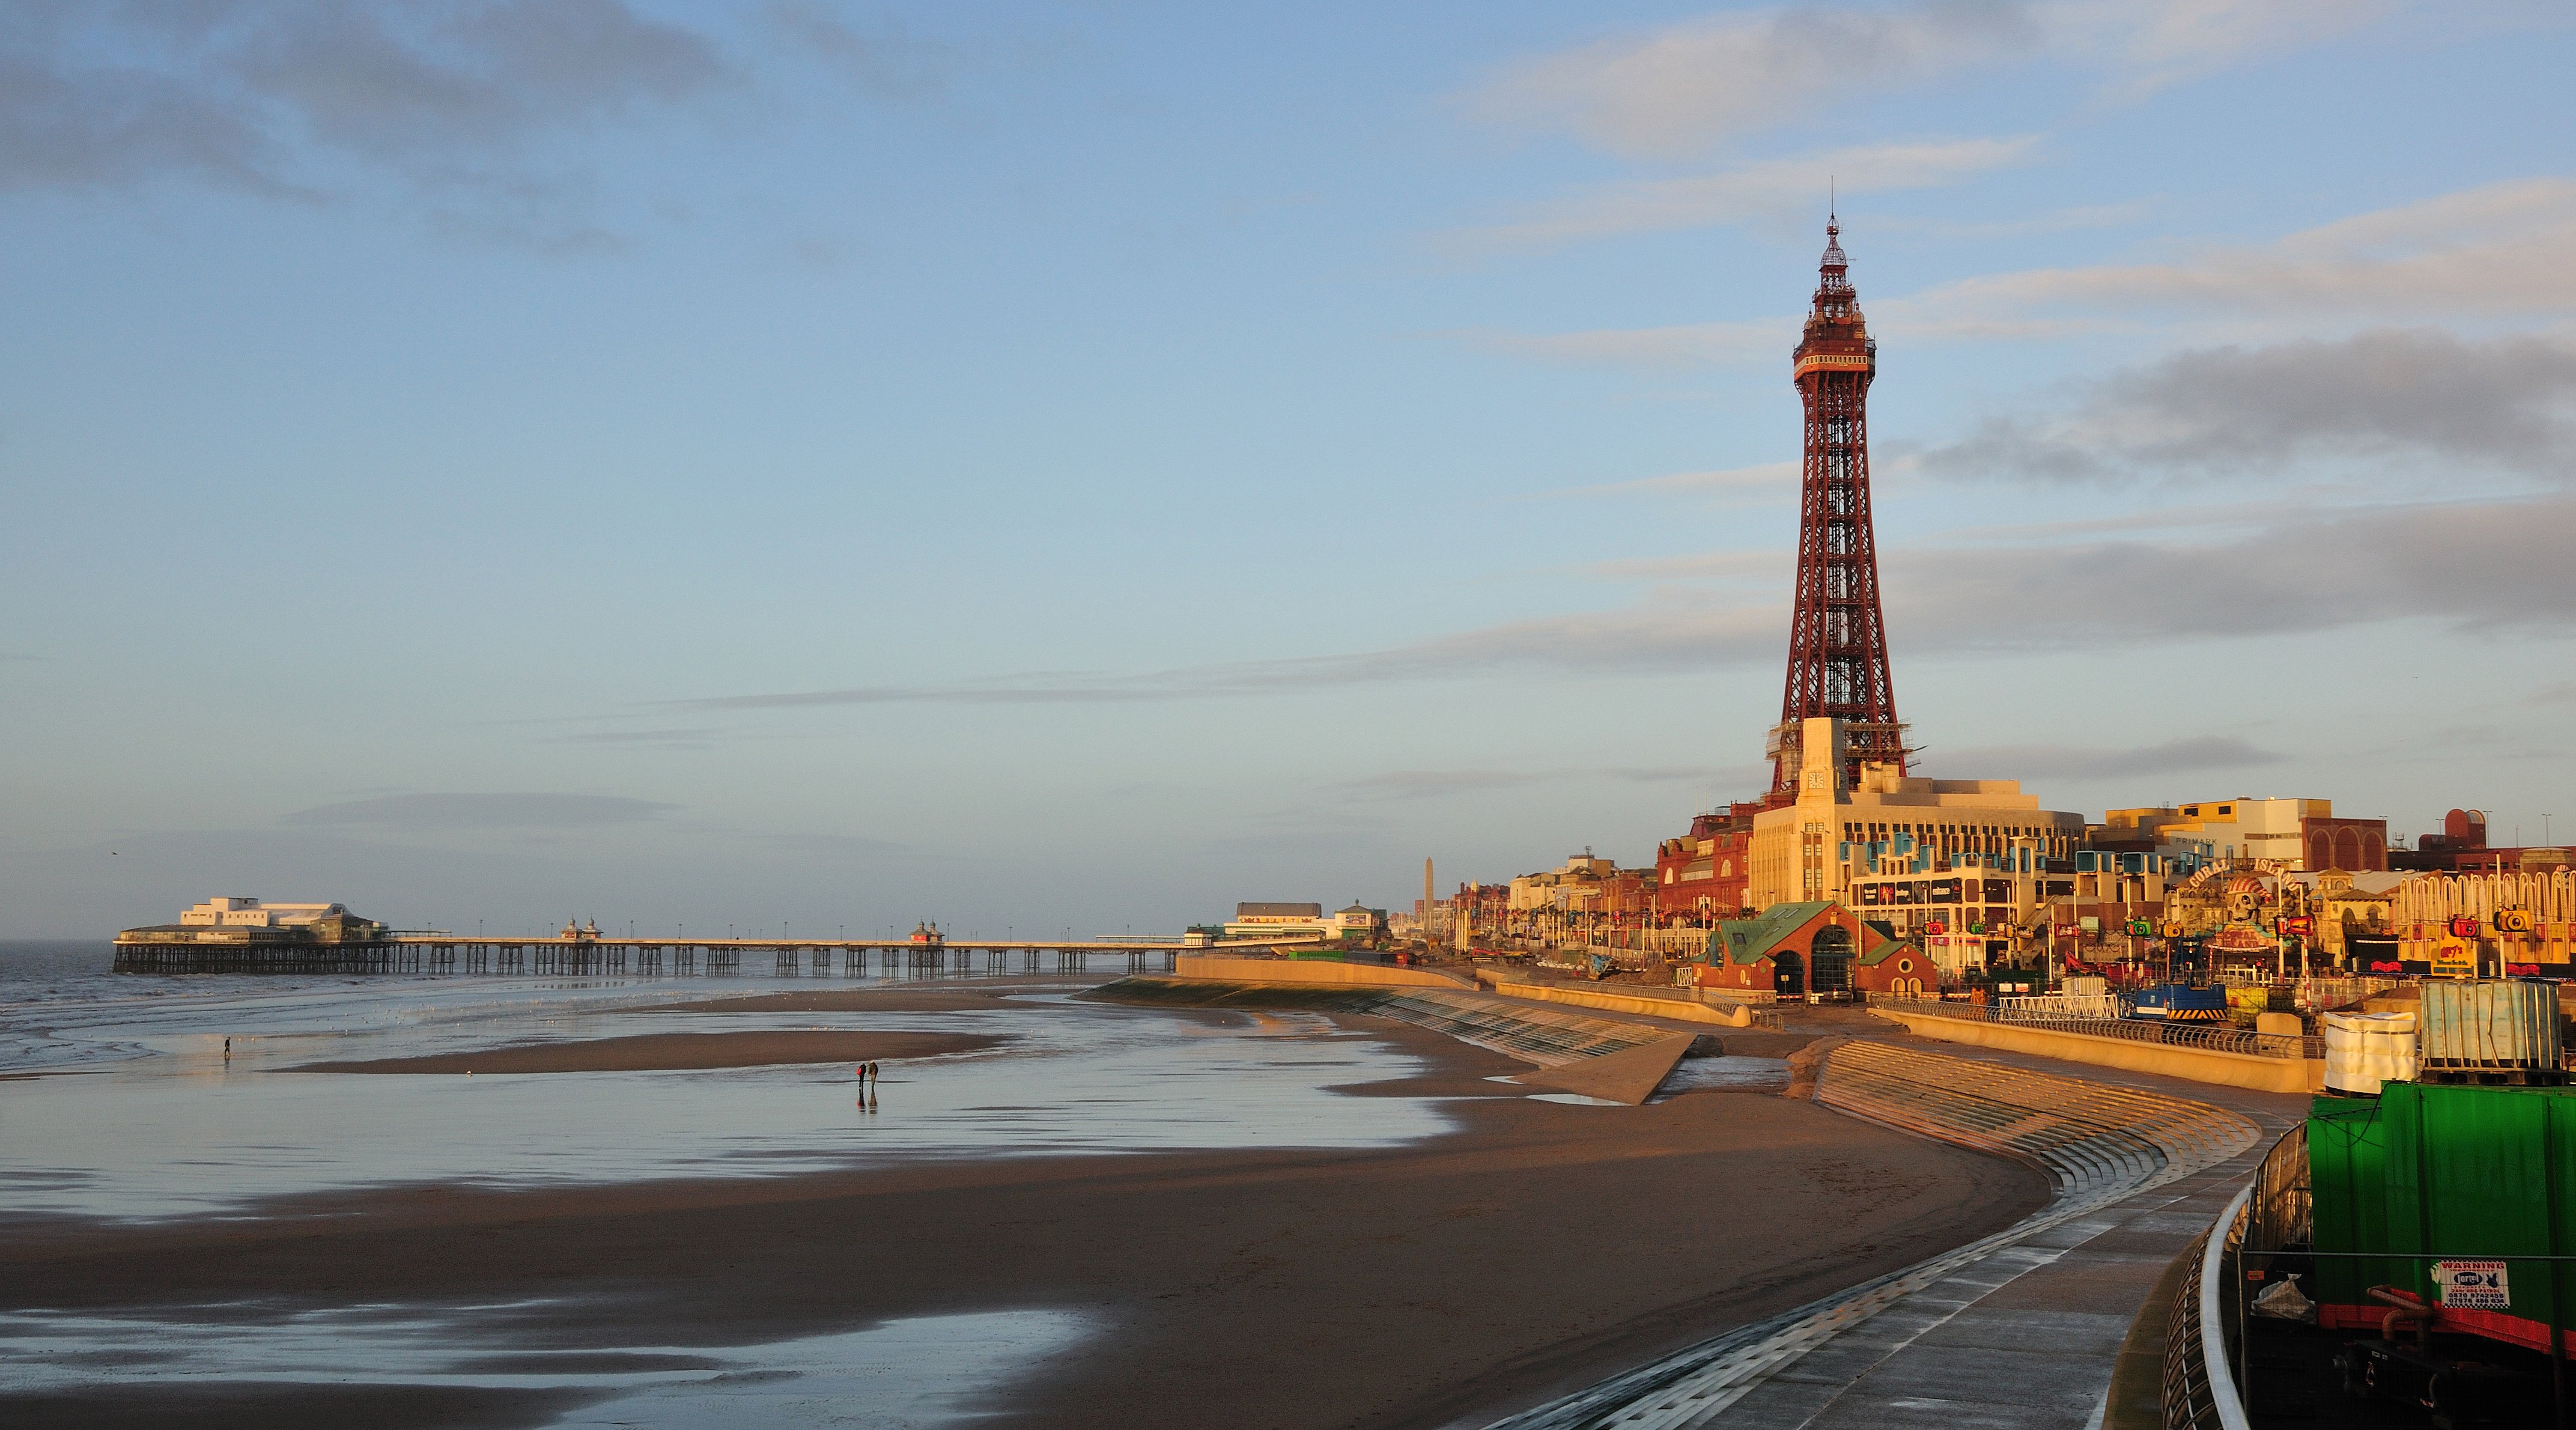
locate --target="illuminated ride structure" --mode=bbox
[1772,218,1905,792]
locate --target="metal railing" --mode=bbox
[1998,993,2126,1019]
[1870,996,2316,1060]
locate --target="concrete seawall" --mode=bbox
[1091,977,1701,1102]
[1477,977,1751,1028]
[1869,1006,2324,1095]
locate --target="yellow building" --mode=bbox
[1746,718,2086,910]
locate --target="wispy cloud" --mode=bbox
[673,490,2576,711]
[1460,1,2393,159]
[1452,318,1788,369]
[0,1,728,245]
[1333,764,1734,803]
[1889,178,2576,327]
[1576,548,1789,582]
[548,727,721,750]
[764,2,953,101]
[1877,198,2160,240]
[1441,136,2039,253]
[1922,734,2284,780]
[1528,461,1800,500]
[281,792,676,829]
[1918,327,2576,485]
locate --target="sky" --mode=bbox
[3,0,2572,940]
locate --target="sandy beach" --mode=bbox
[1,1002,2046,1430]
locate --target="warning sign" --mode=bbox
[2435,1259,2510,1310]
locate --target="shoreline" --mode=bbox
[1,994,2050,1429]
[287,1028,1000,1074]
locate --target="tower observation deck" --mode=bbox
[1772,219,1903,791]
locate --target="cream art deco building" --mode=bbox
[1747,717,2086,910]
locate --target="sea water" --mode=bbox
[0,941,1456,1221]
[0,939,1460,1424]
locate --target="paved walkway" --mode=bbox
[1487,1020,2309,1430]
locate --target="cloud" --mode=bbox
[1879,198,2160,240]
[1530,462,1800,500]
[673,588,1791,712]
[228,1,722,160]
[1443,136,2038,252]
[1891,178,2576,327]
[1461,1,2390,159]
[0,1,726,239]
[1882,494,2576,648]
[1331,764,1736,803]
[1922,734,2284,780]
[281,793,676,829]
[1462,4,2045,159]
[548,727,720,750]
[1454,318,1787,369]
[1918,328,2576,484]
[1336,770,1545,802]
[765,2,950,100]
[1576,547,1790,582]
[673,489,2576,714]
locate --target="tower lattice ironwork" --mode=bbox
[1773,219,1903,791]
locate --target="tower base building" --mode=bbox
[1746,717,2086,911]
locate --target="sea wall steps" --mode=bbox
[1869,1004,2322,1095]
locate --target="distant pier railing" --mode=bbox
[111,934,1325,978]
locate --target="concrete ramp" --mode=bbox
[1511,1033,1697,1105]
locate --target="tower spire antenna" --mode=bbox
[1829,174,1835,224]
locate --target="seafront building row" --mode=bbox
[1442,714,2566,997]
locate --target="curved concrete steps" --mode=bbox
[1483,1040,2262,1430]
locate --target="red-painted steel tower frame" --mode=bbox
[1773,220,1903,790]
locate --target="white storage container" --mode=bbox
[2322,1010,2417,1094]
[2418,981,2561,1073]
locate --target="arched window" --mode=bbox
[1809,925,1853,993]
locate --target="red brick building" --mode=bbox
[1654,812,1754,925]
[2392,808,2568,874]
[1690,901,1928,998]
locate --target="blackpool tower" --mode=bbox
[1771,218,1903,791]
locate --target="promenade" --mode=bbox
[1476,1005,2307,1430]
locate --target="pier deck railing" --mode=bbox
[111,934,1326,977]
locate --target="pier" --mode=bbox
[109,934,1321,976]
